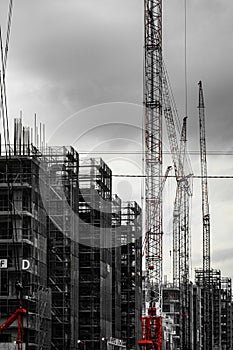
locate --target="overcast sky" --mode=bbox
[0,0,233,282]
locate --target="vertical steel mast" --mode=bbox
[144,0,163,308]
[198,80,212,350]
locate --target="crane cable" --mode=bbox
[0,29,10,156]
[184,0,188,119]
[0,0,22,302]
[0,0,12,151]
[4,0,13,148]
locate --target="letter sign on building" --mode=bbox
[0,259,7,268]
[0,259,31,270]
[22,259,30,270]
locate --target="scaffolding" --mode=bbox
[78,157,112,350]
[195,269,232,350]
[0,122,51,349]
[162,285,180,348]
[44,146,79,350]
[192,284,202,350]
[0,117,80,350]
[0,117,145,350]
[120,201,142,350]
[112,195,122,340]
[220,277,232,349]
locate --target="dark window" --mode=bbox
[0,271,8,295]
[0,334,11,342]
[0,220,13,239]
[0,192,9,211]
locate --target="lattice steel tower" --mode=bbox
[144,0,163,309]
[198,80,212,350]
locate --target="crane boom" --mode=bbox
[0,308,27,332]
[0,308,27,350]
[198,81,210,273]
[142,166,172,257]
[163,67,193,348]
[198,80,212,350]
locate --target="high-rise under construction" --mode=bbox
[0,136,51,349]
[0,122,143,350]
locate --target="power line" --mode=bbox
[78,150,233,155]
[112,174,233,179]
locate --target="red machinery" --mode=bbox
[0,307,27,350]
[138,308,162,350]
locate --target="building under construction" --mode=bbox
[0,104,233,350]
[45,146,79,349]
[0,129,143,350]
[78,159,143,350]
[112,194,122,341]
[195,269,232,350]
[78,157,113,350]
[120,201,142,350]
[0,121,51,349]
[162,283,181,348]
[1,0,233,348]
[161,275,233,350]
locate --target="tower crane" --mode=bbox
[172,117,188,289]
[198,81,212,350]
[143,0,163,309]
[138,1,163,349]
[138,1,193,348]
[177,117,190,350]
[163,65,192,349]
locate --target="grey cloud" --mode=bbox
[212,247,233,264]
[1,0,233,281]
